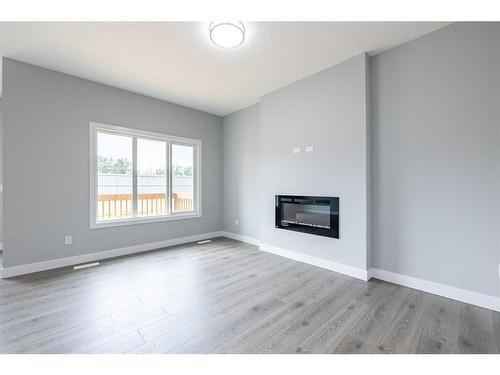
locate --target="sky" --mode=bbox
[98,132,193,174]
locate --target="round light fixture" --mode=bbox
[209,21,245,49]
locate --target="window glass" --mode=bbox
[172,144,194,213]
[97,132,133,221]
[137,138,167,217]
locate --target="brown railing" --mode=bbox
[97,193,193,220]
[98,194,134,219]
[172,192,194,212]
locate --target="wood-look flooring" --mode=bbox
[0,237,499,354]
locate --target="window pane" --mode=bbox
[97,132,133,221]
[137,138,167,217]
[172,144,194,212]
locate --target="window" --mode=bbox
[90,122,201,228]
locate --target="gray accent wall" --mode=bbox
[0,99,3,246]
[259,54,370,270]
[222,104,260,239]
[371,23,500,297]
[2,58,222,268]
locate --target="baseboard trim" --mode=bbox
[369,268,500,313]
[219,231,261,246]
[259,243,369,281]
[0,231,224,278]
[217,233,500,311]
[220,233,368,281]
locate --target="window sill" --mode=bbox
[90,212,202,229]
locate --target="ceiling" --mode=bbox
[0,22,451,116]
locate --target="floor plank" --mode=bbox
[416,296,460,353]
[457,303,496,354]
[376,290,433,353]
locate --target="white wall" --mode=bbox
[258,54,370,271]
[371,22,500,297]
[2,58,223,268]
[222,104,260,239]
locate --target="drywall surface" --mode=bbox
[2,58,222,267]
[0,99,3,246]
[259,54,370,271]
[222,104,260,240]
[371,22,500,296]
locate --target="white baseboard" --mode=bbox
[0,231,224,278]
[219,231,261,246]
[259,243,369,281]
[220,232,368,281]
[369,268,500,313]
[224,233,500,312]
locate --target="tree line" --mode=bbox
[98,156,192,176]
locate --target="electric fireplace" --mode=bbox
[275,195,339,238]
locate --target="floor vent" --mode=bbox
[197,239,212,244]
[73,262,100,270]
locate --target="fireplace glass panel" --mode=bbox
[282,203,330,229]
[275,195,339,238]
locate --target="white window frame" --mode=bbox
[89,122,202,229]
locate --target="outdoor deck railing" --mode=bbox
[97,192,193,220]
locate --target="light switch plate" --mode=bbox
[64,235,73,245]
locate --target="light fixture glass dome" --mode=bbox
[209,21,245,49]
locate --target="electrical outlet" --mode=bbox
[305,145,314,152]
[64,235,73,245]
[235,219,239,226]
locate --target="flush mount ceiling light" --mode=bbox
[209,21,245,49]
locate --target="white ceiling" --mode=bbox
[0,22,451,116]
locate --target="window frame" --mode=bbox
[89,122,202,229]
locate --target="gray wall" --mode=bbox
[259,54,370,270]
[222,104,260,239]
[2,58,223,267]
[371,23,500,297]
[0,98,2,246]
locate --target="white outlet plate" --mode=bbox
[235,219,239,226]
[64,235,72,245]
[305,145,314,152]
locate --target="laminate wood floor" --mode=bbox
[1,237,499,354]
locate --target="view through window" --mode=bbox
[97,132,133,220]
[172,144,194,213]
[92,123,200,225]
[137,138,167,217]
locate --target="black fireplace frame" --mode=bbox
[275,195,339,239]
